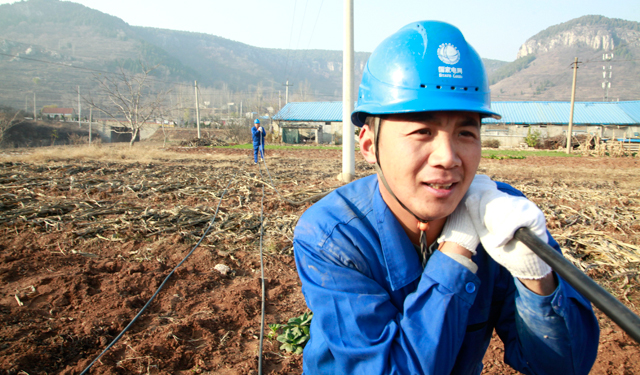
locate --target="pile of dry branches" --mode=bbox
[179,137,228,147]
[507,179,640,289]
[0,160,335,258]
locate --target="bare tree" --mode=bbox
[83,61,170,147]
[224,118,252,144]
[0,107,25,148]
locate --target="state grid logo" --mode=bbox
[437,43,460,65]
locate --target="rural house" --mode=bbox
[41,107,75,119]
[273,101,640,147]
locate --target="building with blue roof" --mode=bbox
[273,101,640,146]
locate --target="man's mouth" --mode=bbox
[425,183,453,190]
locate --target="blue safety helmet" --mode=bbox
[254,119,260,125]
[352,21,501,127]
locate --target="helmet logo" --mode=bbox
[437,43,460,65]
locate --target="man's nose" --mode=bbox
[428,134,461,169]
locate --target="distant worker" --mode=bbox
[251,119,265,164]
[293,20,599,374]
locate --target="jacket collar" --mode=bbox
[373,179,423,291]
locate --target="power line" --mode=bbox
[281,0,298,82]
[292,0,325,82]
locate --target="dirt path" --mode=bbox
[1,148,638,374]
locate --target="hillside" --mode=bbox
[2,1,638,115]
[490,15,640,102]
[0,0,373,113]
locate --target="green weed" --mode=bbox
[268,312,313,355]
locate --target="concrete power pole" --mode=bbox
[602,53,613,101]
[78,86,81,128]
[195,81,201,139]
[566,57,579,154]
[340,0,355,182]
[33,92,36,120]
[283,81,293,105]
[89,107,92,144]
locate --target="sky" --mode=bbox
[2,0,640,62]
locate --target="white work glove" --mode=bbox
[258,126,263,132]
[464,174,552,279]
[437,203,479,254]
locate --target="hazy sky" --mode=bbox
[2,0,639,61]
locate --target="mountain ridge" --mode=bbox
[0,0,638,115]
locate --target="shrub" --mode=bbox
[524,128,541,148]
[482,139,500,148]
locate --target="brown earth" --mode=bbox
[1,146,639,374]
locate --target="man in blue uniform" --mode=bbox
[293,21,599,374]
[251,119,265,164]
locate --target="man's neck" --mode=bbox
[377,175,447,246]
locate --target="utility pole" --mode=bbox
[283,80,293,104]
[566,57,580,154]
[25,96,28,113]
[240,101,243,119]
[278,90,282,110]
[78,85,81,128]
[89,107,92,144]
[602,53,613,101]
[341,0,355,182]
[33,92,36,120]
[195,81,201,138]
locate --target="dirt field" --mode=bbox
[1,144,639,374]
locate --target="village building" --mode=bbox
[273,100,640,147]
[41,107,75,119]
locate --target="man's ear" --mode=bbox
[359,124,377,164]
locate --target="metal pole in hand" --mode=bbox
[514,227,640,344]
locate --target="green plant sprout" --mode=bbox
[268,312,313,354]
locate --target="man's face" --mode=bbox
[362,111,481,221]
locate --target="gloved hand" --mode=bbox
[258,126,264,132]
[437,202,479,254]
[464,174,552,279]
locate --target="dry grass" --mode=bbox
[0,142,244,164]
[479,159,640,190]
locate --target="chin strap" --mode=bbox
[372,117,432,267]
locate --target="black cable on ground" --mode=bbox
[256,159,267,375]
[79,166,242,374]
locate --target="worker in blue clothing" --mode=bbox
[293,21,599,375]
[251,119,265,164]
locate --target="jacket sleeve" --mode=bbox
[491,183,600,375]
[295,224,480,375]
[493,233,600,375]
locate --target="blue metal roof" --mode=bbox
[484,101,639,125]
[617,101,640,123]
[273,102,346,122]
[273,101,640,125]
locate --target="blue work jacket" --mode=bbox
[251,126,265,146]
[293,175,599,375]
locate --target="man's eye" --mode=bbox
[460,130,478,138]
[416,129,431,135]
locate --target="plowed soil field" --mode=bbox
[1,144,639,374]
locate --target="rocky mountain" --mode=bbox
[490,16,640,102]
